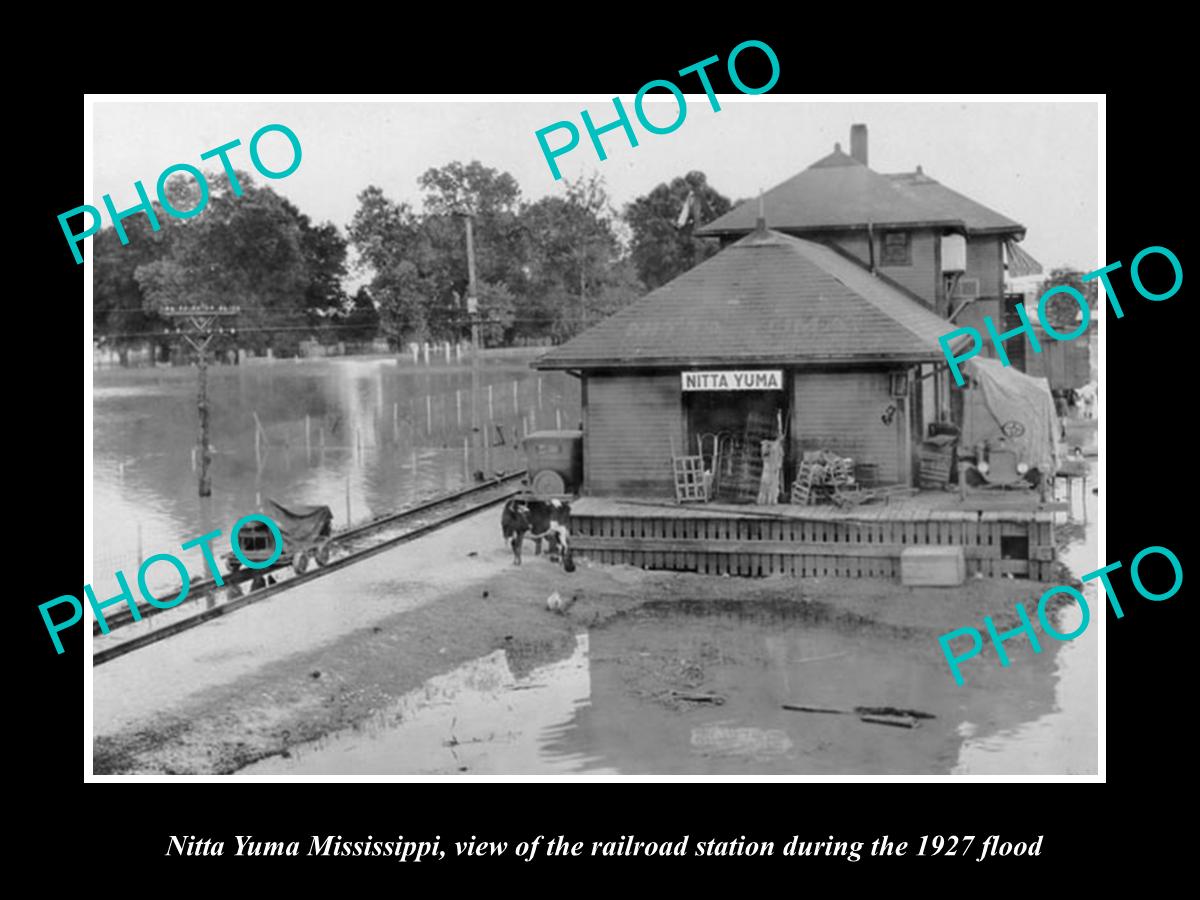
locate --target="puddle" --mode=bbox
[241,634,610,775]
[240,599,1065,776]
[542,604,1056,775]
[237,464,1096,777]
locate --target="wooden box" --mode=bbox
[900,546,966,587]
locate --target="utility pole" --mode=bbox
[161,305,240,497]
[456,210,481,476]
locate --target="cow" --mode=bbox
[1076,382,1097,420]
[501,498,575,572]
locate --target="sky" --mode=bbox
[91,98,1099,274]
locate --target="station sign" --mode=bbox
[681,370,783,391]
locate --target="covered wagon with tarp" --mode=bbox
[959,357,1061,492]
[224,498,335,596]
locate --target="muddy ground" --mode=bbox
[94,536,1078,775]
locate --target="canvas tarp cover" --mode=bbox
[963,357,1060,474]
[265,498,333,548]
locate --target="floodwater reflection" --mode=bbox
[241,633,603,776]
[240,595,1076,776]
[92,355,580,594]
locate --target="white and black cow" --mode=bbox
[501,498,575,572]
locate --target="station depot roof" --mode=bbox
[696,147,1025,239]
[535,227,973,371]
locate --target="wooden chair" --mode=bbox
[672,454,709,502]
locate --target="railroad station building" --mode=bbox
[532,125,1065,581]
[535,223,965,497]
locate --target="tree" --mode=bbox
[520,173,640,340]
[349,166,645,347]
[624,171,731,290]
[476,280,517,346]
[295,216,350,316]
[134,171,312,356]
[93,170,347,361]
[418,160,521,218]
[1038,268,1098,331]
[93,210,174,363]
[368,258,431,346]
[349,163,530,346]
[342,286,380,343]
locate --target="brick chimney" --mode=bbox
[850,124,868,166]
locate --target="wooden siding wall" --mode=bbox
[966,235,1004,303]
[876,229,939,308]
[792,371,903,484]
[571,511,1056,580]
[823,229,940,309]
[956,297,1000,361]
[584,373,681,496]
[1024,321,1095,390]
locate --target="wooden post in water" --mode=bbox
[483,420,491,475]
[356,427,362,463]
[456,389,462,426]
[463,436,470,480]
[423,341,430,365]
[488,383,494,420]
[512,379,519,413]
[254,411,263,472]
[456,209,482,488]
[393,402,399,443]
[445,341,451,363]
[537,375,543,408]
[426,395,432,434]
[157,306,241,497]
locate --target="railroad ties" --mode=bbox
[91,473,527,666]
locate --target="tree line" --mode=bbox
[93,160,734,363]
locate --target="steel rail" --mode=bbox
[92,472,525,636]
[92,479,524,665]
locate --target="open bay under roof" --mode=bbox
[535,228,971,371]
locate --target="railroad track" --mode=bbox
[92,472,526,666]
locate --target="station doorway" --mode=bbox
[684,387,788,503]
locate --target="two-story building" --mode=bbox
[530,125,1061,582]
[696,125,1046,425]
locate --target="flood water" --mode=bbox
[96,356,1096,776]
[91,354,580,592]
[952,460,1098,774]
[242,596,1079,776]
[241,462,1099,777]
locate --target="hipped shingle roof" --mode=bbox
[535,228,971,371]
[696,148,1024,238]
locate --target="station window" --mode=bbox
[880,231,911,266]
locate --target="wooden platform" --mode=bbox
[570,493,1059,580]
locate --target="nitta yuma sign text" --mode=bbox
[682,370,783,391]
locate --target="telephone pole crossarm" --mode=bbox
[161,305,241,497]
